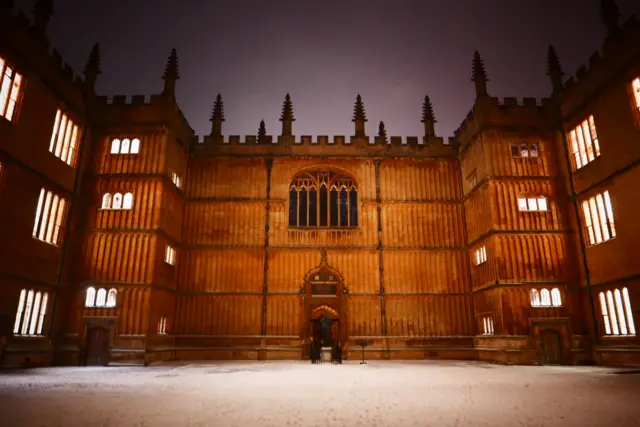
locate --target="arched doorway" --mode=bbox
[539,329,563,365]
[300,249,348,359]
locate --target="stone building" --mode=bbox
[0,1,638,367]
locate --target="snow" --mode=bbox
[1,360,639,427]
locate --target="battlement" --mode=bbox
[192,133,457,158]
[563,15,639,93]
[96,94,157,106]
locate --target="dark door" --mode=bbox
[539,329,563,365]
[85,327,110,366]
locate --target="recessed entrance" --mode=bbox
[85,327,110,366]
[539,329,563,365]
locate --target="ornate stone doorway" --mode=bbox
[300,249,348,359]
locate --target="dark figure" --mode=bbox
[332,342,342,364]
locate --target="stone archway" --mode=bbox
[300,249,349,359]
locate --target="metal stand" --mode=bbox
[357,340,368,364]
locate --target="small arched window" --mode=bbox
[85,287,96,307]
[113,193,123,209]
[551,288,562,306]
[530,289,540,307]
[101,193,112,209]
[106,288,117,307]
[530,144,539,157]
[540,289,551,306]
[121,138,130,154]
[130,138,140,154]
[520,144,529,157]
[110,139,121,154]
[289,169,357,228]
[123,193,133,209]
[96,288,107,307]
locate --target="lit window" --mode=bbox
[86,287,116,308]
[113,193,122,209]
[172,172,182,189]
[165,245,176,265]
[551,288,562,306]
[13,289,48,336]
[520,144,529,157]
[158,316,167,335]
[85,287,96,307]
[511,143,539,158]
[467,170,477,188]
[32,189,67,246]
[474,246,487,265]
[632,78,640,113]
[122,192,133,209]
[581,190,615,246]
[530,144,538,157]
[482,316,494,335]
[568,115,600,170]
[518,196,548,212]
[530,289,541,307]
[0,56,23,122]
[110,137,140,154]
[48,109,81,167]
[101,193,112,209]
[530,288,562,307]
[540,289,551,306]
[106,288,117,307]
[599,288,635,336]
[100,192,132,210]
[96,288,107,307]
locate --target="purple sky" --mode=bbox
[14,0,640,139]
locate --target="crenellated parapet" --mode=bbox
[192,133,457,158]
[562,15,640,118]
[454,96,557,152]
[0,4,86,114]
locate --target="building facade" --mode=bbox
[0,1,638,367]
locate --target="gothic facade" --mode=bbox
[0,1,638,367]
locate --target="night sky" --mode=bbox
[13,0,640,139]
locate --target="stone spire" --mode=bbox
[352,93,367,137]
[546,45,564,95]
[162,48,180,97]
[421,94,436,137]
[471,50,489,98]
[83,43,101,93]
[279,93,295,136]
[210,93,225,136]
[258,119,267,143]
[32,0,53,34]
[378,121,387,143]
[600,0,620,36]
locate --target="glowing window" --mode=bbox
[172,172,182,189]
[32,189,67,246]
[0,57,23,122]
[121,138,130,154]
[530,289,541,306]
[540,289,551,306]
[568,116,600,170]
[122,193,133,209]
[551,288,562,306]
[106,288,117,307]
[165,245,176,265]
[101,193,112,209]
[96,288,107,307]
[49,109,81,167]
[112,193,123,209]
[482,316,494,335]
[581,190,615,246]
[110,137,140,154]
[474,246,487,265]
[632,78,640,112]
[600,288,635,336]
[13,289,48,336]
[110,139,121,154]
[85,287,96,307]
[130,138,140,154]
[158,316,167,334]
[518,196,548,212]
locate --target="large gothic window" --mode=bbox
[289,169,358,228]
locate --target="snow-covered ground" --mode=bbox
[1,360,639,427]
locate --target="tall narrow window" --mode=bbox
[110,137,140,154]
[551,288,562,306]
[289,170,358,228]
[530,289,541,307]
[96,288,107,307]
[474,246,487,265]
[540,289,551,306]
[28,292,42,335]
[13,289,48,336]
[581,190,616,246]
[171,172,182,189]
[110,139,121,154]
[106,288,117,307]
[32,189,67,246]
[518,196,548,212]
[101,193,112,209]
[112,193,123,209]
[49,109,81,167]
[130,138,140,154]
[600,288,635,336]
[569,115,600,170]
[482,316,494,335]
[121,138,130,154]
[85,287,96,307]
[0,56,23,122]
[13,289,26,334]
[165,245,176,265]
[122,193,133,209]
[632,77,640,114]
[36,293,48,335]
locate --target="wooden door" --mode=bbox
[539,329,563,365]
[85,327,110,366]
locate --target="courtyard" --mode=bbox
[0,360,639,427]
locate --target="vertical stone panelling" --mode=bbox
[178,249,264,292]
[174,295,261,335]
[183,202,266,246]
[265,295,300,336]
[348,296,382,336]
[186,157,267,199]
[484,135,556,178]
[83,232,155,283]
[385,295,473,336]
[492,181,566,231]
[93,178,163,230]
[460,136,487,196]
[115,288,150,335]
[159,187,184,241]
[381,203,464,247]
[495,234,570,283]
[464,186,493,243]
[97,133,166,175]
[384,250,469,294]
[268,249,320,293]
[326,250,380,294]
[379,159,460,201]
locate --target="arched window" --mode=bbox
[551,288,562,306]
[520,143,529,157]
[113,193,123,209]
[110,139,121,154]
[540,289,551,306]
[530,144,539,157]
[101,193,112,209]
[121,138,130,154]
[530,289,540,307]
[130,138,140,154]
[289,169,358,228]
[122,193,133,209]
[106,288,117,307]
[96,288,107,307]
[85,287,96,307]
